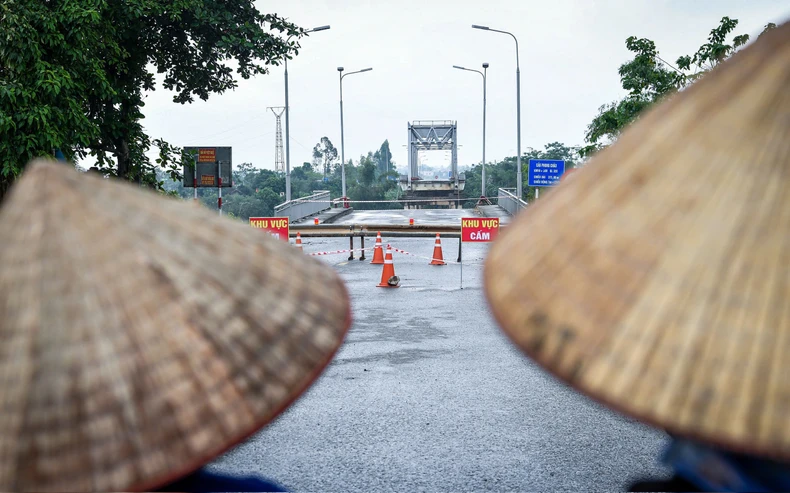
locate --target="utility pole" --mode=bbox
[283,25,330,202]
[267,107,286,173]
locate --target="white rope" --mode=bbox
[388,246,485,267]
[306,247,374,256]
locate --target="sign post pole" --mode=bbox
[535,188,539,200]
[460,242,463,289]
[217,161,222,215]
[193,157,198,202]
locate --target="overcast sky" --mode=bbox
[141,0,789,174]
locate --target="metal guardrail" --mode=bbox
[274,190,331,223]
[497,188,528,216]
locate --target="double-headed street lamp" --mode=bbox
[472,24,522,199]
[284,25,330,203]
[453,63,489,200]
[338,66,373,204]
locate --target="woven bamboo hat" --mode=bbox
[485,22,790,460]
[0,161,351,491]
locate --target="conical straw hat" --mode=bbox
[485,22,790,460]
[0,161,351,491]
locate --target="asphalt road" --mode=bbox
[208,233,671,491]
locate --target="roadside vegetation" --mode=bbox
[1,4,776,209]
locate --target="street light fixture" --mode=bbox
[472,24,523,199]
[453,63,488,200]
[338,66,373,205]
[283,25,330,203]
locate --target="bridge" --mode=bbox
[272,116,529,224]
[275,187,527,226]
[399,120,464,209]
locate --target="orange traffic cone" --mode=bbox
[371,231,384,264]
[430,233,446,265]
[295,232,303,252]
[376,245,399,288]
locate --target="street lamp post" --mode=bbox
[284,25,330,203]
[337,66,373,205]
[452,62,488,200]
[472,25,522,199]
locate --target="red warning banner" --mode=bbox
[461,217,499,242]
[250,217,289,242]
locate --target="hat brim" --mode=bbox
[485,22,790,460]
[136,302,352,492]
[0,161,352,491]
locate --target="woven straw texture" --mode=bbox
[0,162,351,491]
[485,23,790,460]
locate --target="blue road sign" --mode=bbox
[528,159,565,187]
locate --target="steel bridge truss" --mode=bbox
[407,120,458,187]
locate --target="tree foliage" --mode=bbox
[346,151,400,210]
[164,139,401,218]
[581,16,755,158]
[581,36,679,156]
[373,140,393,175]
[460,142,580,205]
[0,0,303,199]
[312,136,338,177]
[163,139,582,213]
[676,16,750,85]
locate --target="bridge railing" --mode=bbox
[274,190,331,223]
[497,188,528,216]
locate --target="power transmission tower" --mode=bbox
[268,106,286,173]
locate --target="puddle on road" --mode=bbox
[346,310,447,344]
[333,347,451,366]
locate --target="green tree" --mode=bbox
[460,142,581,204]
[359,154,376,187]
[153,139,402,217]
[289,162,321,198]
[347,152,398,210]
[312,137,338,177]
[760,22,778,37]
[221,189,280,218]
[581,16,759,158]
[0,0,303,199]
[373,139,393,175]
[676,16,750,86]
[581,36,679,156]
[233,162,257,185]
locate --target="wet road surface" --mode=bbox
[208,233,670,491]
